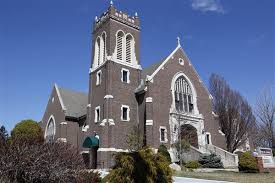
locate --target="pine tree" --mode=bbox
[0,125,8,145]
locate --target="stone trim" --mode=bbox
[44,115,56,139]
[121,105,130,121]
[97,148,129,152]
[104,95,114,99]
[145,97,153,103]
[57,138,67,143]
[121,68,130,83]
[205,132,212,145]
[100,119,115,126]
[159,126,168,143]
[80,151,89,154]
[82,125,89,132]
[96,70,102,86]
[54,83,66,111]
[170,72,200,115]
[95,106,101,123]
[146,120,153,126]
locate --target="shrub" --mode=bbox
[104,147,173,183]
[185,160,201,169]
[76,170,101,183]
[158,144,171,163]
[238,151,258,173]
[0,142,101,183]
[11,119,44,145]
[198,153,224,168]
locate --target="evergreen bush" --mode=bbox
[104,147,173,183]
[157,144,171,163]
[185,160,201,169]
[238,151,258,173]
[198,153,224,168]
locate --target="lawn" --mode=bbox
[174,171,275,183]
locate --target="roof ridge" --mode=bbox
[58,87,88,95]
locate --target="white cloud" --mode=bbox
[191,0,225,14]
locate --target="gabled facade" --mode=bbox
[41,2,240,169]
[40,84,88,152]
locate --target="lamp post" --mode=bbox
[177,114,185,168]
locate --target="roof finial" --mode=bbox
[110,0,113,6]
[177,36,181,47]
[135,12,138,17]
[95,16,98,21]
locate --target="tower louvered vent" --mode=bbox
[117,31,124,60]
[126,35,132,63]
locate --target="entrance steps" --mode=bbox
[181,145,238,168]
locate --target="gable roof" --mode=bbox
[147,44,181,81]
[139,43,212,97]
[55,85,88,118]
[141,59,165,80]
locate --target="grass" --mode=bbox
[174,171,275,183]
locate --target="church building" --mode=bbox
[41,2,239,169]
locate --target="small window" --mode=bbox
[161,129,165,141]
[173,125,177,133]
[96,70,102,86]
[159,126,167,143]
[206,133,211,145]
[95,106,100,123]
[121,105,130,121]
[121,68,130,83]
[179,58,184,65]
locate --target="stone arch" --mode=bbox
[171,72,199,115]
[44,115,56,142]
[181,124,198,148]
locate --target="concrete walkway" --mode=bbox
[173,177,235,183]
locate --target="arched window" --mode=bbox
[116,31,124,61]
[95,37,101,66]
[174,76,194,113]
[126,34,133,63]
[100,32,106,64]
[45,117,55,142]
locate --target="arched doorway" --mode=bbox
[181,124,198,148]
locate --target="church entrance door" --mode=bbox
[180,124,198,148]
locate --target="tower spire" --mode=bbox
[110,0,113,6]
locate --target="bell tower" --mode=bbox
[86,2,142,168]
[90,1,141,72]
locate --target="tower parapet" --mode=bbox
[93,4,140,32]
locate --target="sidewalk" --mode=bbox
[173,177,235,183]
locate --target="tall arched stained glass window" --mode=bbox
[45,118,55,142]
[174,76,194,113]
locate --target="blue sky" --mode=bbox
[0,0,274,132]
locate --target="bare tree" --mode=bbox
[255,86,275,148]
[126,125,143,152]
[209,73,256,153]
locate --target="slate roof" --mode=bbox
[141,58,166,80]
[58,87,88,118]
[135,58,166,94]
